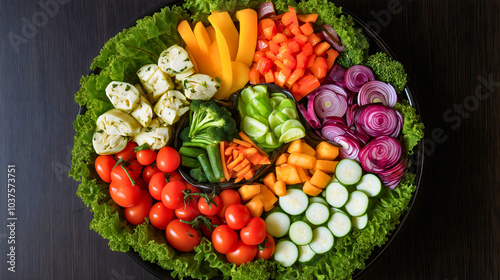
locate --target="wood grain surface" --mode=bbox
[0,0,498,279]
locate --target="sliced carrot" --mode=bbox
[303,181,322,196]
[313,41,330,56]
[297,13,318,23]
[225,146,237,156]
[307,33,322,46]
[243,168,255,180]
[233,139,252,147]
[236,164,252,179]
[220,140,231,181]
[299,22,314,36]
[232,159,250,172]
[309,169,331,189]
[239,132,269,157]
[275,153,289,166]
[241,147,258,157]
[226,155,233,165]
[227,153,244,170]
[259,156,271,165]
[325,49,339,69]
[248,152,265,166]
[238,184,261,201]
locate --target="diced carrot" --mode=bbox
[269,40,280,54]
[259,184,278,211]
[273,180,287,197]
[314,160,339,174]
[305,54,317,69]
[288,153,316,169]
[232,159,250,172]
[233,139,252,147]
[297,13,318,23]
[296,52,308,69]
[299,22,314,36]
[287,40,301,53]
[301,142,316,157]
[263,172,277,191]
[294,74,320,101]
[287,139,303,153]
[275,153,289,166]
[316,141,339,160]
[264,70,275,83]
[301,43,314,55]
[274,70,287,87]
[285,67,305,88]
[309,169,331,189]
[275,166,283,181]
[325,49,339,69]
[248,152,265,166]
[253,51,265,63]
[288,6,299,27]
[239,132,269,157]
[303,181,322,196]
[296,166,310,182]
[249,68,261,84]
[272,33,288,44]
[281,164,302,185]
[238,184,261,201]
[313,41,330,56]
[245,196,264,217]
[290,23,302,36]
[293,34,308,46]
[310,56,328,79]
[265,50,278,61]
[307,33,322,46]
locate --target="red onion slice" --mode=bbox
[334,135,362,161]
[346,104,358,127]
[322,24,345,52]
[321,123,348,141]
[355,104,402,138]
[257,2,276,20]
[298,103,321,130]
[358,80,398,108]
[345,128,371,146]
[325,65,346,86]
[322,116,347,126]
[345,65,375,93]
[359,136,402,173]
[379,158,407,189]
[314,92,347,119]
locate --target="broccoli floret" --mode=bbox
[190,167,208,183]
[365,52,407,93]
[186,100,238,146]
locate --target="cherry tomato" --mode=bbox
[110,160,142,184]
[115,142,138,161]
[225,240,257,266]
[124,189,153,225]
[156,146,180,172]
[167,171,184,182]
[217,189,241,218]
[211,224,238,254]
[142,165,160,185]
[198,195,222,216]
[201,215,221,238]
[136,148,156,166]
[161,181,187,209]
[256,233,275,260]
[166,219,201,252]
[175,199,201,222]
[135,177,147,191]
[94,155,116,183]
[149,172,168,201]
[240,217,267,245]
[109,181,141,208]
[185,183,201,202]
[149,202,174,230]
[225,204,251,230]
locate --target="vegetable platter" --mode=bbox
[70,0,424,279]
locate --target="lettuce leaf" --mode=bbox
[71,1,422,280]
[395,100,425,154]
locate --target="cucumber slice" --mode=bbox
[325,181,349,208]
[271,92,288,99]
[352,213,368,230]
[279,189,309,215]
[280,119,303,135]
[327,211,352,237]
[274,240,298,267]
[276,98,295,110]
[245,103,260,117]
[238,98,247,119]
[268,112,280,130]
[279,127,306,143]
[274,123,283,138]
[335,159,363,186]
[356,174,382,197]
[305,202,330,226]
[240,87,254,104]
[309,196,328,206]
[275,112,290,123]
[265,212,290,238]
[309,226,335,254]
[242,116,268,138]
[282,107,298,119]
[344,190,370,217]
[289,221,313,245]
[298,245,316,263]
[266,132,279,146]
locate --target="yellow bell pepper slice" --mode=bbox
[177,20,210,74]
[235,9,258,67]
[230,61,250,94]
[212,25,233,100]
[208,12,239,61]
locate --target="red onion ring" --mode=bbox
[358,80,398,108]
[345,65,375,92]
[355,104,402,138]
[321,123,347,141]
[334,135,362,161]
[257,2,276,20]
[322,24,345,52]
[313,85,348,119]
[297,103,321,130]
[359,136,402,173]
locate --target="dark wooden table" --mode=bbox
[1,0,498,279]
